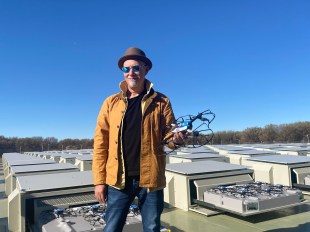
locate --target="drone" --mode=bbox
[163,109,215,149]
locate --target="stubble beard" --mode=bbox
[127,78,141,90]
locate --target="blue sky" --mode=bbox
[1,1,309,140]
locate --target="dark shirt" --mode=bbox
[122,90,146,177]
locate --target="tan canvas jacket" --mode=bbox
[92,79,176,189]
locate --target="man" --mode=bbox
[93,47,183,232]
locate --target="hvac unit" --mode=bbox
[41,153,52,159]
[23,151,39,157]
[36,152,47,159]
[164,160,254,213]
[5,163,79,196]
[2,153,35,170]
[77,151,93,155]
[8,170,169,232]
[270,147,310,156]
[74,154,93,171]
[164,160,305,216]
[242,155,310,190]
[48,153,63,163]
[4,159,56,179]
[224,150,278,165]
[79,148,93,153]
[176,146,216,155]
[168,153,228,164]
[3,153,47,178]
[206,145,249,155]
[59,154,77,165]
[7,171,95,232]
[31,152,47,159]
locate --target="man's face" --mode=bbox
[122,59,148,91]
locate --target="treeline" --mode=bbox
[1,121,310,155]
[0,136,93,154]
[212,121,310,144]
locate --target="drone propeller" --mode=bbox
[163,109,215,151]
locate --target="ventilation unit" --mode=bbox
[74,154,93,171]
[270,147,310,156]
[164,160,305,216]
[4,159,56,179]
[5,163,79,196]
[59,154,78,165]
[242,155,310,188]
[164,160,254,212]
[168,153,228,164]
[2,153,35,170]
[8,171,95,232]
[224,150,279,165]
[47,153,63,163]
[176,146,217,155]
[206,145,249,155]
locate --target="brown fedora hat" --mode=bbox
[118,47,152,70]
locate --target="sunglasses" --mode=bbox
[122,65,143,73]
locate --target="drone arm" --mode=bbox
[162,109,215,150]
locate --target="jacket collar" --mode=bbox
[118,79,154,99]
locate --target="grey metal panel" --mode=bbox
[169,153,224,159]
[8,159,56,166]
[5,154,39,162]
[272,147,310,152]
[227,150,277,155]
[165,160,249,175]
[3,153,24,161]
[60,154,79,158]
[178,146,215,153]
[47,153,62,157]
[247,155,310,164]
[211,145,249,151]
[17,170,93,192]
[11,163,78,174]
[243,144,284,149]
[75,155,93,161]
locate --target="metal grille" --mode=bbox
[36,192,96,208]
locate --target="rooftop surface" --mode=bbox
[1,157,310,232]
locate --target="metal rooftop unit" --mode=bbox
[176,146,216,155]
[165,160,305,217]
[8,171,95,232]
[47,153,63,162]
[168,153,228,164]
[2,153,38,170]
[5,163,79,196]
[224,149,279,165]
[164,161,254,213]
[59,153,79,165]
[207,145,250,155]
[243,155,310,189]
[270,147,310,156]
[3,159,56,178]
[74,154,93,171]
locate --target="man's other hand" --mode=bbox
[94,184,107,203]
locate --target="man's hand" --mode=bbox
[94,184,107,203]
[173,132,186,145]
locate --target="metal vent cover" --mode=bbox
[35,192,97,208]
